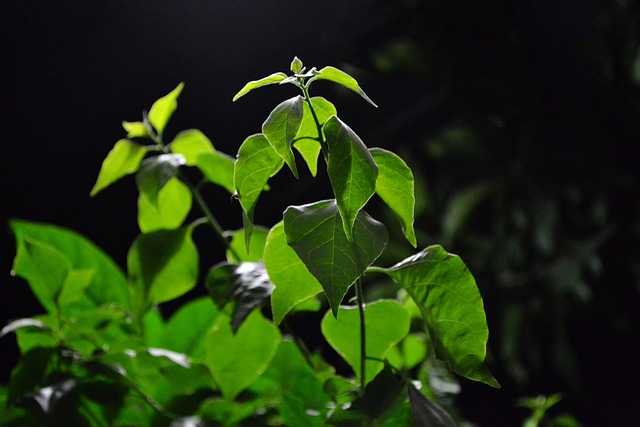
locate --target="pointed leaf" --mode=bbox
[122,121,150,139]
[321,300,410,385]
[264,222,322,325]
[376,246,499,388]
[162,298,219,358]
[169,129,215,165]
[148,82,184,134]
[226,226,269,263]
[323,116,378,241]
[407,384,456,427]
[136,153,186,204]
[233,72,288,101]
[196,151,235,193]
[370,148,417,247]
[284,200,387,316]
[234,133,284,249]
[137,176,192,232]
[311,66,377,107]
[205,310,281,399]
[262,95,304,178]
[290,57,303,74]
[294,97,336,176]
[91,139,148,196]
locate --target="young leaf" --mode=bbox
[233,72,288,102]
[136,153,186,204]
[226,226,269,263]
[374,246,500,388]
[323,116,378,241]
[148,82,184,134]
[310,66,377,107]
[122,121,149,139]
[370,148,417,247]
[262,95,304,178]
[137,176,192,232]
[263,221,322,325]
[407,383,456,427]
[196,151,235,194]
[234,133,284,249]
[321,300,410,385]
[90,139,148,196]
[169,129,215,165]
[283,200,387,317]
[205,310,281,400]
[290,56,303,74]
[294,97,336,176]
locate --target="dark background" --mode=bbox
[2,1,639,425]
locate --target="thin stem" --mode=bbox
[355,278,367,396]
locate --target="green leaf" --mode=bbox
[7,346,57,405]
[137,176,192,232]
[122,121,150,139]
[57,268,95,307]
[233,72,288,101]
[10,220,130,311]
[407,384,456,427]
[321,300,409,385]
[323,116,378,241]
[0,319,50,340]
[169,129,215,165]
[263,222,323,325]
[370,148,417,247]
[294,97,336,176]
[234,133,284,250]
[375,246,500,388]
[148,82,184,134]
[284,200,387,317]
[162,297,219,359]
[290,56,303,74]
[205,310,281,400]
[196,151,235,193]
[205,261,274,333]
[262,95,304,178]
[136,153,186,204]
[91,139,148,196]
[311,66,377,107]
[226,226,269,263]
[127,226,199,319]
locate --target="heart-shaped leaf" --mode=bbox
[262,95,304,178]
[374,246,499,388]
[148,82,184,134]
[91,139,148,196]
[293,96,336,176]
[321,300,410,385]
[323,116,378,241]
[310,66,377,107]
[205,311,281,400]
[233,72,288,102]
[283,200,387,317]
[370,147,417,247]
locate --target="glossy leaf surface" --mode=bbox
[137,176,192,232]
[311,66,377,107]
[294,96,336,176]
[169,129,215,165]
[323,116,378,240]
[136,153,186,204]
[284,200,387,316]
[263,222,322,325]
[370,147,417,247]
[262,95,304,178]
[233,72,288,101]
[148,82,184,134]
[90,139,148,196]
[321,300,410,385]
[377,246,499,388]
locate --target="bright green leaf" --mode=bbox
[262,95,304,178]
[321,300,410,385]
[323,116,378,241]
[311,66,377,107]
[233,72,288,102]
[205,310,281,400]
[57,268,95,307]
[284,200,387,317]
[169,129,215,165]
[370,148,417,247]
[263,222,322,325]
[148,82,184,134]
[137,176,192,232]
[196,151,235,193]
[290,56,303,74]
[136,153,186,204]
[294,97,336,176]
[226,226,269,263]
[375,246,500,388]
[162,297,219,359]
[91,139,148,196]
[122,121,149,139]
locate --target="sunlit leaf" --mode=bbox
[226,226,269,263]
[169,129,215,165]
[205,311,281,400]
[137,176,192,232]
[262,95,304,178]
[310,66,377,107]
[233,72,288,101]
[57,268,95,307]
[91,139,148,196]
[284,200,387,317]
[374,246,499,388]
[136,153,186,204]
[148,82,184,134]
[263,222,322,325]
[122,121,149,139]
[294,97,336,176]
[323,116,378,241]
[321,300,410,385]
[370,148,417,247]
[407,383,456,427]
[162,297,219,359]
[196,151,235,193]
[290,56,303,74]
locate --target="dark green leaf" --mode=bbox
[264,222,322,325]
[196,151,235,193]
[323,116,378,241]
[205,311,281,400]
[137,176,192,232]
[262,95,304,178]
[407,383,456,427]
[321,300,409,385]
[310,66,377,107]
[169,129,215,165]
[7,347,57,405]
[294,97,336,176]
[375,246,499,388]
[284,200,387,317]
[135,154,186,204]
[90,139,148,196]
[233,72,288,101]
[205,261,274,333]
[370,148,417,247]
[148,82,184,134]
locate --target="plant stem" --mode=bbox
[355,278,367,396]
[300,83,329,162]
